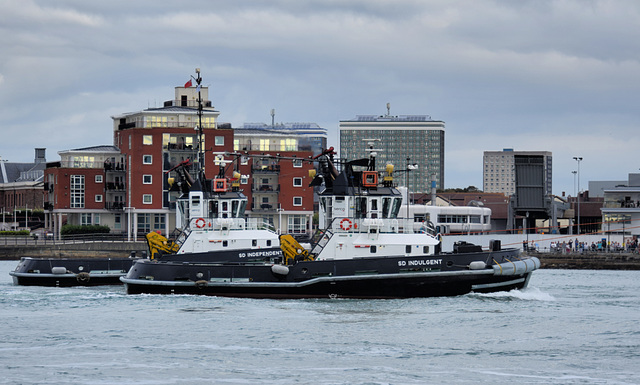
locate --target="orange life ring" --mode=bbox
[194,218,206,228]
[339,218,352,231]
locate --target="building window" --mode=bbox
[72,156,95,168]
[293,159,302,168]
[293,177,302,187]
[94,214,100,225]
[95,175,103,183]
[215,136,224,146]
[114,214,121,230]
[241,156,248,165]
[137,213,150,233]
[95,194,103,203]
[143,155,152,164]
[287,215,307,234]
[143,194,152,204]
[143,175,152,184]
[81,213,92,226]
[280,138,297,151]
[241,175,249,184]
[70,175,85,208]
[293,196,302,206]
[143,135,153,145]
[153,214,165,231]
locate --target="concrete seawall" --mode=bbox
[0,242,148,260]
[534,252,640,270]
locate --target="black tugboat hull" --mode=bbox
[122,249,539,299]
[123,271,532,299]
[10,257,137,287]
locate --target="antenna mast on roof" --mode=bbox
[386,102,390,117]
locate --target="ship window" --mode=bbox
[232,200,239,218]
[223,241,228,247]
[239,200,247,217]
[355,197,367,218]
[252,240,257,247]
[382,198,391,218]
[423,246,430,254]
[267,240,272,246]
[393,198,404,218]
[405,245,411,253]
[209,201,219,217]
[370,245,377,253]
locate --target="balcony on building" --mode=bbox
[252,183,280,193]
[105,182,126,191]
[104,161,126,172]
[252,164,280,173]
[105,201,125,211]
[252,201,276,212]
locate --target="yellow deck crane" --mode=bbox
[145,232,180,259]
[279,234,314,265]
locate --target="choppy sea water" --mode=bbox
[1,261,639,385]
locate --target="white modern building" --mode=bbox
[601,173,640,236]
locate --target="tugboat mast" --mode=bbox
[193,68,206,187]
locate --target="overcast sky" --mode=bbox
[1,0,639,196]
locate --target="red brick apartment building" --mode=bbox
[44,84,316,240]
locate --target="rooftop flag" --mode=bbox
[184,79,193,88]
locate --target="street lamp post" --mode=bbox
[571,170,577,235]
[526,211,529,247]
[404,157,418,220]
[277,205,284,235]
[573,157,583,234]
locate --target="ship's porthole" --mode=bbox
[196,272,204,279]
[446,261,453,267]
[78,265,84,271]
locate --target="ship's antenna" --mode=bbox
[363,138,382,171]
[386,102,390,117]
